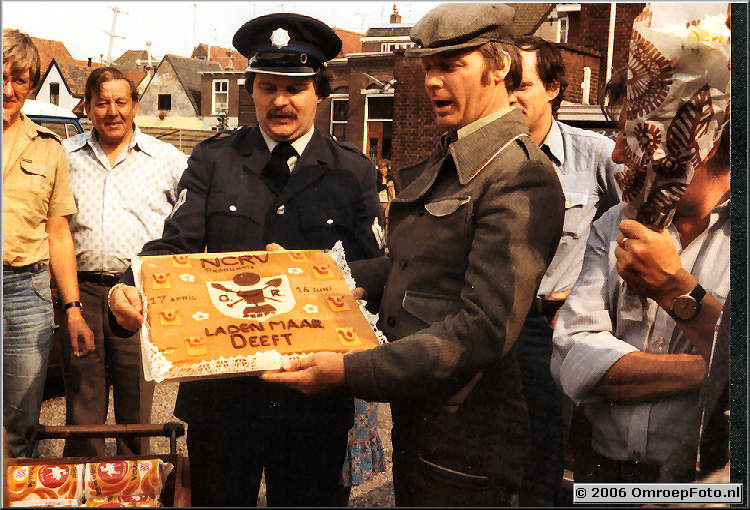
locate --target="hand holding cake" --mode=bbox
[262,351,346,395]
[108,283,144,332]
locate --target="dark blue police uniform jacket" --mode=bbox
[122,124,383,432]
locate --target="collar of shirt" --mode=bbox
[448,107,529,185]
[457,106,515,139]
[259,125,315,172]
[540,119,564,166]
[67,125,156,158]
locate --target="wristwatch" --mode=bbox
[667,284,706,321]
[63,301,83,311]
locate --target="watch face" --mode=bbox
[673,295,698,319]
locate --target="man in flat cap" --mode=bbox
[264,4,565,506]
[108,13,383,506]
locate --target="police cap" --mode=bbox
[405,3,515,57]
[233,13,342,76]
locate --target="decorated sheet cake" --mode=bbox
[136,243,383,382]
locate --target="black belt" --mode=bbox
[3,262,47,274]
[528,296,565,322]
[586,450,661,483]
[78,271,122,286]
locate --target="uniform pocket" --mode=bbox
[298,203,353,232]
[205,192,264,250]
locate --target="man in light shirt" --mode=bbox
[508,35,622,506]
[60,66,188,457]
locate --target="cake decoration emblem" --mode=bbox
[206,271,295,320]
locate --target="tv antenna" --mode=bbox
[103,5,127,64]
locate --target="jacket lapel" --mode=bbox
[450,109,531,185]
[391,150,447,204]
[240,126,272,176]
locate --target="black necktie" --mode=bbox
[263,142,296,194]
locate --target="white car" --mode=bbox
[21,99,83,138]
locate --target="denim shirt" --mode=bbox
[537,121,623,296]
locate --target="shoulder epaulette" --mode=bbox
[34,125,62,143]
[334,139,370,160]
[205,129,236,142]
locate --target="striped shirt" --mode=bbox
[551,201,729,464]
[63,127,188,273]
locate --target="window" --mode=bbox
[365,94,394,160]
[366,96,393,120]
[49,82,59,105]
[158,94,171,111]
[212,79,229,115]
[330,96,348,140]
[379,42,415,52]
[558,15,569,44]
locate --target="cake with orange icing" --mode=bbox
[136,246,382,382]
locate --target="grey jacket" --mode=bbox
[347,108,565,484]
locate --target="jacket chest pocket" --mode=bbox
[400,196,472,265]
[205,191,264,250]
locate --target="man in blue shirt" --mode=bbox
[509,35,622,506]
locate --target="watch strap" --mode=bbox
[63,300,83,311]
[690,283,707,304]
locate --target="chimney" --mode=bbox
[87,57,92,67]
[390,4,401,24]
[227,50,233,70]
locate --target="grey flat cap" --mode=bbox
[405,3,515,56]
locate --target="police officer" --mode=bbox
[109,13,383,506]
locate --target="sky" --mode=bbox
[2,1,443,63]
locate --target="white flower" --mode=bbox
[656,15,730,44]
[192,311,210,321]
[303,304,318,314]
[179,273,196,282]
[288,267,303,275]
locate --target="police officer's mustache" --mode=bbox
[268,108,297,119]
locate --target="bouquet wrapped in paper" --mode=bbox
[616,2,730,230]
